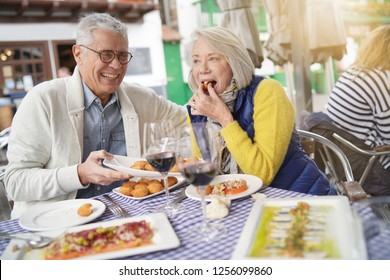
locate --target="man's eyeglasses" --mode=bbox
[79,45,133,65]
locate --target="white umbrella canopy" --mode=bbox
[306,0,347,63]
[262,0,290,66]
[263,0,347,66]
[216,0,264,68]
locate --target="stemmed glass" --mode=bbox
[143,121,186,216]
[176,122,227,242]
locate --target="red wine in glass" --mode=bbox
[181,162,217,186]
[146,152,176,174]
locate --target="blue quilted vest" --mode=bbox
[188,75,336,195]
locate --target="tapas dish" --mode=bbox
[113,176,185,200]
[185,174,263,202]
[232,196,367,259]
[2,213,180,260]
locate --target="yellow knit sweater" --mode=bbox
[220,78,295,186]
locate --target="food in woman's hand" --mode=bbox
[77,203,93,217]
[43,220,153,260]
[118,177,178,198]
[201,81,216,95]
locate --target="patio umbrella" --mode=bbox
[262,0,290,66]
[263,0,347,66]
[306,0,347,63]
[216,0,264,68]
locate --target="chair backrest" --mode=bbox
[300,111,390,196]
[332,133,390,187]
[298,129,367,201]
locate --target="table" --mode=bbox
[0,187,389,260]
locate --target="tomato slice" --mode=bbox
[225,186,248,195]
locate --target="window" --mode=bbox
[126,48,152,75]
[0,42,51,96]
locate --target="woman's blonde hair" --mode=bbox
[353,24,390,70]
[187,26,255,91]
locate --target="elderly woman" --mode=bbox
[187,26,335,195]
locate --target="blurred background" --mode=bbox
[0,0,389,130]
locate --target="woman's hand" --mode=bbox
[190,83,234,127]
[77,150,132,186]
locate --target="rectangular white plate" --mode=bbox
[113,176,186,200]
[231,196,367,260]
[1,213,180,260]
[103,155,181,178]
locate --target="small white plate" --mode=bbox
[185,174,263,202]
[2,213,179,260]
[231,196,367,260]
[19,199,106,231]
[113,176,186,200]
[103,155,181,178]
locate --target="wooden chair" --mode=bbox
[298,129,367,201]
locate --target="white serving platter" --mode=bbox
[113,176,185,200]
[2,212,179,260]
[103,155,181,178]
[231,196,367,260]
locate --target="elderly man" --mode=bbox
[5,13,186,218]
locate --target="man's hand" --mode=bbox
[77,150,131,186]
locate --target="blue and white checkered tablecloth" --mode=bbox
[0,187,388,260]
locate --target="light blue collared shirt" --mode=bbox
[77,83,126,198]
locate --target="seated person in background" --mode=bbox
[325,24,390,196]
[5,13,186,219]
[186,26,336,196]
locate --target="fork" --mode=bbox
[102,194,129,218]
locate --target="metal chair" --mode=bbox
[332,133,390,188]
[300,111,390,196]
[298,129,367,201]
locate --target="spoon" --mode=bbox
[0,232,53,248]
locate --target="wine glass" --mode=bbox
[143,121,186,216]
[176,122,227,242]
